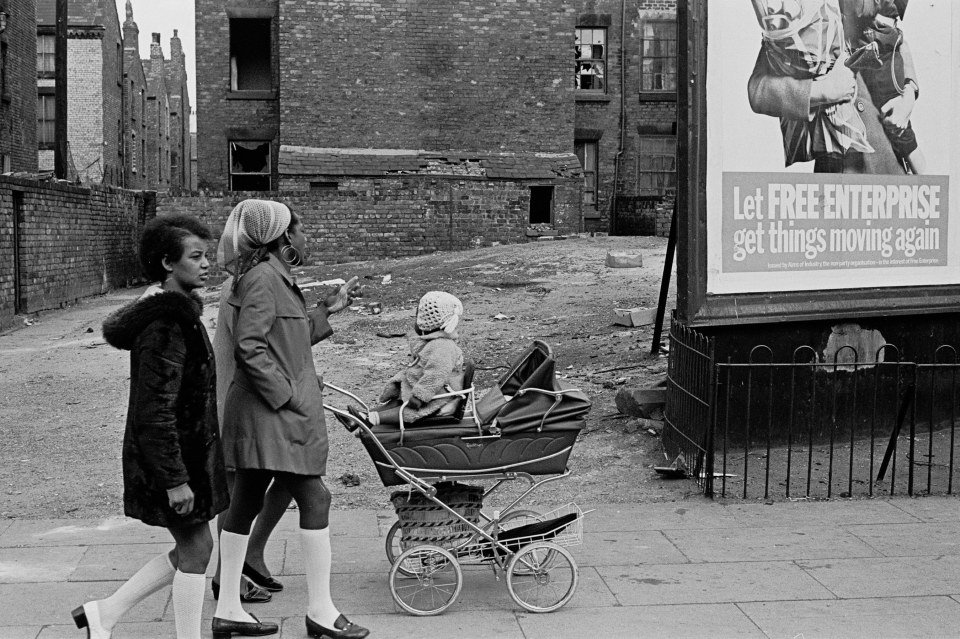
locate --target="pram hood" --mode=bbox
[476,340,592,434]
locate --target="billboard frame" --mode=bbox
[677,0,960,328]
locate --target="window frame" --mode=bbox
[37,91,56,149]
[37,33,56,78]
[575,27,607,93]
[637,134,677,197]
[229,140,272,192]
[574,139,599,214]
[640,19,678,96]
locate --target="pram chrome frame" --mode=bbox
[324,391,585,615]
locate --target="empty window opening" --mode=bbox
[529,186,554,225]
[230,141,271,191]
[230,19,272,91]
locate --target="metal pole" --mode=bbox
[54,0,68,180]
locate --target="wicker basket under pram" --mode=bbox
[390,482,483,551]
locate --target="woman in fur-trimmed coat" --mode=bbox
[72,215,229,639]
[103,285,229,527]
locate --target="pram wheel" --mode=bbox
[497,510,560,574]
[506,542,578,613]
[384,521,416,577]
[390,545,463,616]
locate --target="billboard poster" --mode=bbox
[705,1,960,295]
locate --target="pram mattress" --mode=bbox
[359,421,583,487]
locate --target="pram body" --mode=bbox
[324,340,592,615]
[336,339,591,486]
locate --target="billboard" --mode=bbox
[704,1,959,297]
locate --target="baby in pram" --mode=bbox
[349,291,465,427]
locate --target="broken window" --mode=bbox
[574,140,598,210]
[637,135,677,196]
[37,93,55,148]
[229,141,271,191]
[529,186,554,225]
[37,34,55,77]
[641,20,678,92]
[230,19,272,91]
[575,28,605,91]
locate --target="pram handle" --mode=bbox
[324,382,371,412]
[513,387,582,432]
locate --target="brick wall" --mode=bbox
[195,0,280,191]
[573,0,677,236]
[68,38,106,183]
[157,176,582,277]
[278,1,575,155]
[0,175,154,330]
[0,0,38,172]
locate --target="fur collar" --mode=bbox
[103,289,204,351]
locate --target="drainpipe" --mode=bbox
[608,0,626,234]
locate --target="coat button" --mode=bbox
[855,99,865,112]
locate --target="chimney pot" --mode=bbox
[152,32,160,43]
[173,29,178,37]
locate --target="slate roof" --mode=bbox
[279,146,583,180]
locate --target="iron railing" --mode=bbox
[664,315,959,499]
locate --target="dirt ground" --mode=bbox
[0,235,707,521]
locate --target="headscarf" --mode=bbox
[216,199,292,276]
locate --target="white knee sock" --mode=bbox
[97,551,175,630]
[368,411,380,426]
[301,527,340,626]
[213,531,256,623]
[172,570,205,639]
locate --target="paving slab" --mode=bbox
[0,518,174,548]
[517,603,767,639]
[576,530,690,566]
[0,521,13,538]
[597,561,835,606]
[282,533,391,574]
[723,499,920,527]
[739,595,960,639]
[0,627,39,639]
[666,526,881,563]
[888,496,960,522]
[797,555,960,598]
[67,542,170,582]
[278,610,525,639]
[846,521,960,557]
[269,508,383,539]
[0,545,86,583]
[0,581,168,625]
[582,501,742,532]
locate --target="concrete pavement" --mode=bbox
[1,496,959,638]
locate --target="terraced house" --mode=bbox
[194,0,678,237]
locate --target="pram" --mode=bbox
[324,340,592,615]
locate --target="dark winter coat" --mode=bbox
[102,288,230,527]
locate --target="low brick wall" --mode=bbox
[157,175,583,277]
[0,176,154,330]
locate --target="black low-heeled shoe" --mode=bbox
[306,614,370,639]
[211,614,278,638]
[212,578,272,603]
[242,562,284,592]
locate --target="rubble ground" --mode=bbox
[0,235,701,520]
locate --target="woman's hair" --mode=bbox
[233,209,301,289]
[139,214,212,282]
